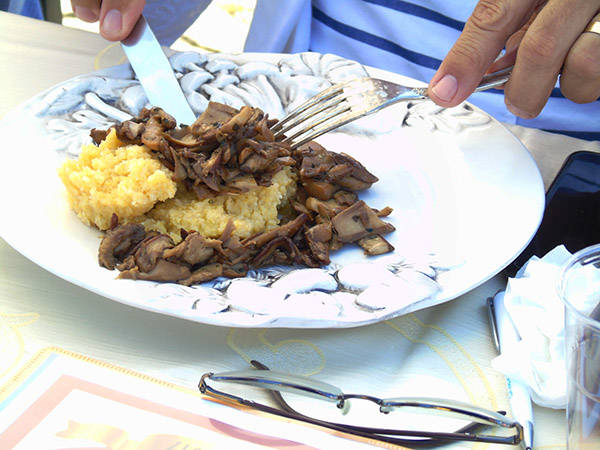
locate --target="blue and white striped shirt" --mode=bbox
[245,0,600,140]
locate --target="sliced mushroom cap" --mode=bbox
[374,206,393,217]
[305,197,346,219]
[222,263,248,278]
[302,180,339,200]
[134,234,175,272]
[90,128,111,145]
[163,233,215,266]
[115,120,145,144]
[193,102,238,128]
[305,222,333,264]
[226,175,258,193]
[141,115,167,151]
[331,200,395,243]
[299,148,335,179]
[180,263,223,286]
[119,259,191,282]
[252,236,300,267]
[243,213,309,248]
[357,234,394,256]
[98,223,146,270]
[333,190,358,206]
[217,106,259,138]
[332,153,378,184]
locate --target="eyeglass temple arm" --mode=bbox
[199,361,523,446]
[249,361,521,447]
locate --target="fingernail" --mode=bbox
[431,74,458,102]
[102,9,123,37]
[74,6,98,22]
[506,100,534,119]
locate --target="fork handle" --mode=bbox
[474,66,513,92]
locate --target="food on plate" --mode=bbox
[59,102,395,285]
[58,129,177,230]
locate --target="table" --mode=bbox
[2,11,598,449]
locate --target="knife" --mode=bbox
[121,16,196,125]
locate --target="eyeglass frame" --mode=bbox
[198,360,523,447]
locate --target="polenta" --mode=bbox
[58,129,297,241]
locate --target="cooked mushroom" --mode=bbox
[115,121,145,144]
[91,128,111,145]
[331,153,378,190]
[98,223,146,270]
[331,200,395,243]
[194,101,237,128]
[243,213,309,248]
[163,233,215,266]
[95,102,396,287]
[302,180,339,200]
[134,234,175,272]
[305,222,332,264]
[180,263,223,286]
[119,259,191,282]
[357,235,395,256]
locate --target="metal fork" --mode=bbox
[271,66,513,149]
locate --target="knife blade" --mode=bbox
[121,16,196,125]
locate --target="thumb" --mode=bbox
[427,0,534,107]
[99,0,146,41]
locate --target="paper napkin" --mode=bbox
[491,245,573,409]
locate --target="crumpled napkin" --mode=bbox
[491,245,573,409]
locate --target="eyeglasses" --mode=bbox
[198,360,523,447]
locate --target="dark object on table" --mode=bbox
[505,151,600,277]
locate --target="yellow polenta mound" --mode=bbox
[58,129,298,241]
[139,167,297,242]
[58,129,177,230]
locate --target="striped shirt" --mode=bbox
[245,0,600,141]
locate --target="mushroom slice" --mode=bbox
[163,233,215,266]
[305,197,346,219]
[194,102,238,128]
[98,223,146,270]
[252,236,299,266]
[375,206,393,217]
[226,175,258,192]
[164,132,206,148]
[331,200,395,243]
[302,180,338,201]
[332,190,358,206]
[119,259,191,282]
[134,234,175,272]
[331,152,379,191]
[217,106,257,138]
[90,128,111,145]
[115,120,145,144]
[305,222,333,264]
[141,115,167,151]
[357,235,395,256]
[242,213,309,248]
[222,263,248,278]
[180,263,223,286]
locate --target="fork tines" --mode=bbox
[271,78,373,149]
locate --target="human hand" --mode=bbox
[71,0,146,41]
[428,0,600,118]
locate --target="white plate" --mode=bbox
[0,51,544,328]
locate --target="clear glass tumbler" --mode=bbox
[558,244,600,449]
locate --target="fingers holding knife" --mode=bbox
[71,0,146,41]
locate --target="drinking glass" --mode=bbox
[558,244,600,449]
